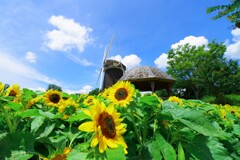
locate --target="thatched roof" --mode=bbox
[120,66,175,82]
[120,66,175,92]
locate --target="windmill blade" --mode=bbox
[96,67,103,84]
[102,47,108,66]
[96,47,107,85]
[104,34,115,64]
[96,34,115,89]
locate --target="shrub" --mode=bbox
[202,96,216,104]
[225,94,240,106]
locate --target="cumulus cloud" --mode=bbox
[45,15,92,52]
[0,52,60,87]
[64,85,93,94]
[25,51,37,63]
[226,28,240,59]
[171,36,208,49]
[109,54,142,69]
[154,36,208,70]
[154,53,168,69]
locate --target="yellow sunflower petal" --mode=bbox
[99,137,107,153]
[81,108,92,117]
[91,134,99,147]
[106,104,114,114]
[113,135,128,154]
[116,123,125,129]
[116,127,127,135]
[78,121,95,132]
[105,138,118,148]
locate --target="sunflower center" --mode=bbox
[50,94,61,103]
[98,111,116,139]
[115,88,128,100]
[87,99,93,104]
[9,90,17,96]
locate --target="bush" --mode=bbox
[225,94,240,106]
[202,96,216,104]
[202,94,240,106]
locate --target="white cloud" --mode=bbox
[25,51,37,63]
[109,54,142,69]
[29,87,46,92]
[65,52,93,66]
[154,53,168,69]
[45,15,92,52]
[64,85,93,94]
[0,52,60,88]
[171,36,208,49]
[154,35,208,70]
[231,28,240,40]
[226,28,240,59]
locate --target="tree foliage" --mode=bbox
[166,41,240,99]
[88,88,100,95]
[47,84,62,91]
[207,0,240,28]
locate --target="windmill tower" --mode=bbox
[97,35,126,91]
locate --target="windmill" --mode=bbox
[97,35,126,91]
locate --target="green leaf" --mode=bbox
[37,123,55,138]
[177,109,223,137]
[178,143,185,160]
[206,138,232,160]
[5,101,22,111]
[21,109,55,119]
[5,150,33,160]
[31,116,45,133]
[183,135,214,160]
[139,95,159,106]
[156,133,177,160]
[162,101,223,137]
[59,130,81,142]
[106,145,126,160]
[232,124,240,137]
[21,109,41,118]
[66,112,91,122]
[0,132,35,159]
[67,149,88,160]
[0,96,13,102]
[38,110,55,118]
[148,140,163,160]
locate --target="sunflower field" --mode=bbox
[0,81,239,160]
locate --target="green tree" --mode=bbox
[47,84,62,91]
[207,0,240,28]
[167,41,240,99]
[88,88,99,95]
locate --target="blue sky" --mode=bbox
[0,0,239,93]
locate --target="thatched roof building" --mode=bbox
[120,66,175,95]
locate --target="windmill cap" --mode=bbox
[104,59,126,71]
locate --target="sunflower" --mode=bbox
[77,94,87,103]
[58,97,78,116]
[99,87,111,98]
[219,109,227,120]
[168,96,183,106]
[44,89,62,107]
[107,81,135,107]
[78,99,128,154]
[83,95,95,106]
[26,96,43,109]
[6,84,21,102]
[0,82,4,94]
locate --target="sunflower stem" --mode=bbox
[3,107,15,133]
[129,103,142,147]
